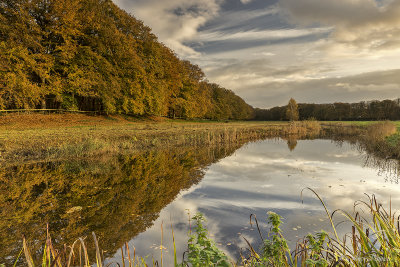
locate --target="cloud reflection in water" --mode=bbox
[112,139,400,265]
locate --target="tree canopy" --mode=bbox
[0,0,254,120]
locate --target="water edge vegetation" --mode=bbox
[0,114,325,165]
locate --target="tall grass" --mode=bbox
[288,119,322,136]
[241,189,400,266]
[365,121,397,141]
[3,115,400,165]
[19,230,150,267]
[322,121,400,160]
[0,120,322,165]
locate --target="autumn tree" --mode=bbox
[286,98,299,121]
[0,0,254,120]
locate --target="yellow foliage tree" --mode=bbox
[286,98,299,121]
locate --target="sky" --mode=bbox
[113,0,400,108]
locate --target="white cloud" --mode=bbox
[260,52,275,56]
[194,27,331,43]
[280,0,400,52]
[113,0,400,107]
[113,0,222,57]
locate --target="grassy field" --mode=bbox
[1,113,400,165]
[0,114,296,165]
[324,121,400,148]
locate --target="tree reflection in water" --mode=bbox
[0,142,245,265]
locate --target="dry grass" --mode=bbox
[321,121,400,160]
[286,119,322,136]
[0,114,303,165]
[3,115,400,165]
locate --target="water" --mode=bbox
[109,139,400,265]
[1,138,400,265]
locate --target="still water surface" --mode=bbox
[2,138,400,265]
[109,138,400,265]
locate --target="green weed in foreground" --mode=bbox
[10,190,400,266]
[184,213,230,267]
[241,189,400,266]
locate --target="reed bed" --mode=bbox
[321,121,400,160]
[2,114,399,166]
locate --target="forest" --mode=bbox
[0,0,254,120]
[255,99,400,121]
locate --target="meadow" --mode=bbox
[0,113,319,166]
[1,113,398,166]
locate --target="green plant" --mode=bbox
[303,231,329,267]
[260,212,291,265]
[183,213,230,267]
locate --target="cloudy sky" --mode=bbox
[113,0,400,108]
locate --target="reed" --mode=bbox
[19,231,154,267]
[321,121,400,160]
[241,189,400,266]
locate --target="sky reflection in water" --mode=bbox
[109,139,400,264]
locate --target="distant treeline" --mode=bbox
[255,99,400,121]
[0,0,253,120]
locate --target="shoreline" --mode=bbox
[1,113,399,166]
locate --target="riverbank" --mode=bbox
[0,114,320,165]
[1,113,399,165]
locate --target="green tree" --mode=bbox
[286,98,299,121]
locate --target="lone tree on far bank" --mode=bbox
[286,98,299,121]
